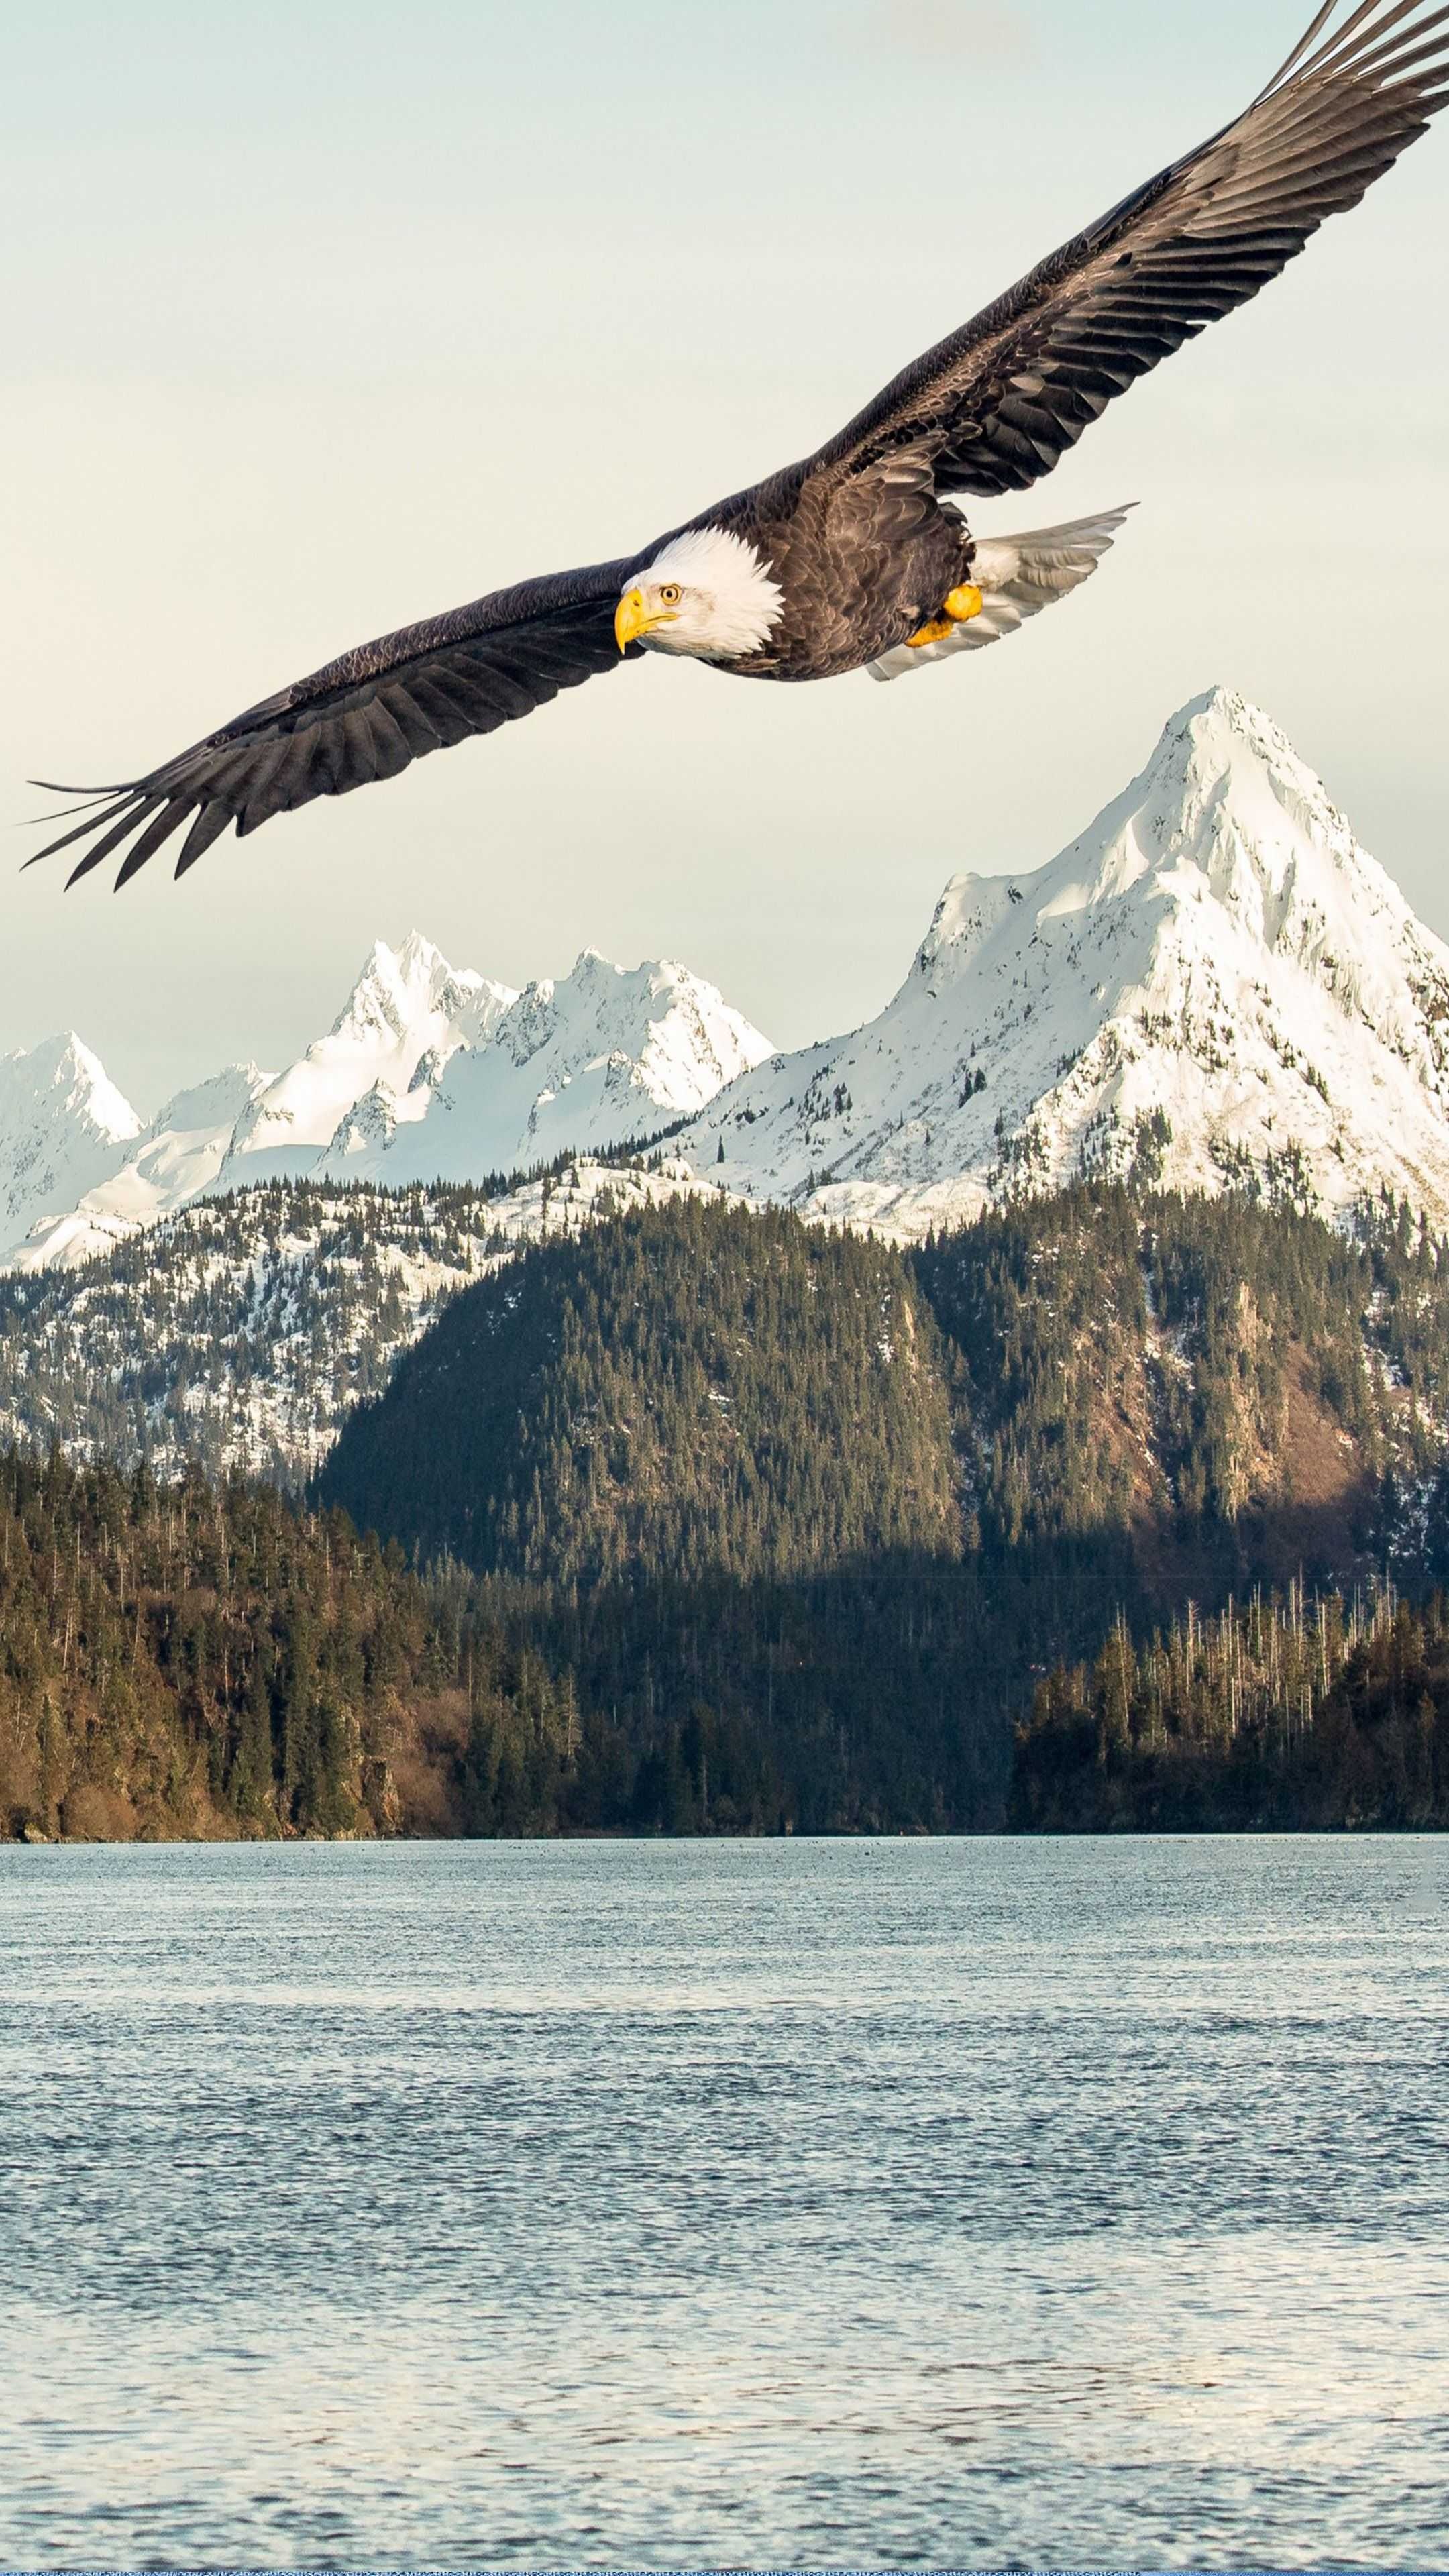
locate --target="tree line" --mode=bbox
[1014,1579,1449,1829]
[10,1181,1449,1837]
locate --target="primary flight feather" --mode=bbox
[29,0,1449,890]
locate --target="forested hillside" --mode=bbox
[0,1445,1008,1840]
[916,1183,1449,1597]
[0,1156,699,1483]
[320,1199,962,1583]
[315,1199,1009,1829]
[0,1448,580,1843]
[11,1185,1449,1837]
[310,1187,1449,1832]
[9,1437,1444,1841]
[1015,1583,1449,1829]
[324,1183,1449,1601]
[0,1184,503,1483]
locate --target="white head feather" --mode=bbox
[627,525,784,659]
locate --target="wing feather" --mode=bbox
[174,802,234,877]
[233,738,298,833]
[402,678,479,747]
[56,797,163,885]
[26,555,644,888]
[815,0,1449,500]
[112,800,195,889]
[27,792,147,870]
[382,685,444,756]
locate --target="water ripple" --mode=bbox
[0,1835,1445,2567]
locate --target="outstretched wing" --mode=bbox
[816,0,1449,500]
[27,555,642,888]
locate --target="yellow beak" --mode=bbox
[614,587,674,651]
[615,588,648,651]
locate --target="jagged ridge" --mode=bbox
[687,688,1449,1238]
[7,687,1449,1270]
[1,936,771,1270]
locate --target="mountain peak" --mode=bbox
[335,931,488,1040]
[8,693,1448,1269]
[0,1030,143,1258]
[340,947,773,1189]
[687,688,1449,1238]
[147,1063,272,1139]
[1140,686,1354,854]
[395,927,446,971]
[1175,680,1255,729]
[223,934,517,1187]
[908,688,1318,983]
[3,1032,141,1145]
[0,928,769,1267]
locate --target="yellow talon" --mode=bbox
[904,616,955,648]
[904,584,985,648]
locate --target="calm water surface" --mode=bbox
[1,1836,1446,2569]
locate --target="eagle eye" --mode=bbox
[659,584,682,606]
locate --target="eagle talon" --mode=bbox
[905,584,985,648]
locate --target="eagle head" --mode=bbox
[615,525,784,661]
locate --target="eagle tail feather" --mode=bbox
[867,504,1134,682]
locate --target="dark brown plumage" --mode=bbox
[29,0,1449,888]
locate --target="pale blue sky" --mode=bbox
[4,0,1448,1106]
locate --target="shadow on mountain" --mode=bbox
[306,1185,1449,1833]
[422,1485,1409,1839]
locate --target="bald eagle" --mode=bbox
[30,0,1449,890]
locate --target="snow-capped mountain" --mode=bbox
[221,930,516,1186]
[8,686,1449,1270]
[0,1034,142,1263]
[2,934,771,1269]
[326,949,774,1186]
[684,687,1449,1237]
[23,1062,273,1272]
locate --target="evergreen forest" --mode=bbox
[8,1181,1449,1837]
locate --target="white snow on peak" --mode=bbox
[6,1061,275,1275]
[2,932,771,1268]
[223,931,517,1185]
[685,686,1449,1237]
[0,1032,140,1149]
[9,690,1449,1271]
[335,949,775,1185]
[0,1034,143,1266]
